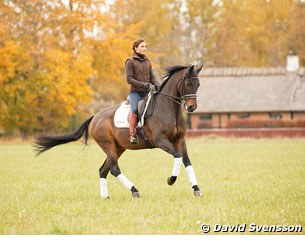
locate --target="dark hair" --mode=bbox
[132,39,145,51]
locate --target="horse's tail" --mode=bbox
[34,116,94,156]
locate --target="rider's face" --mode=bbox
[135,42,146,55]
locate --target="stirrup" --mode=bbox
[130,134,139,145]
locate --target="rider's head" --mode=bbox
[133,39,146,55]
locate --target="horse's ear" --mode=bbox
[188,65,195,74]
[195,64,203,74]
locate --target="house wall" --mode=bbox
[190,112,305,129]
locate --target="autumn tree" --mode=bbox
[106,0,177,75]
[0,0,144,135]
[210,0,305,66]
[180,0,220,65]
[89,24,140,107]
[0,0,94,135]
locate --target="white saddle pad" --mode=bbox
[114,101,130,128]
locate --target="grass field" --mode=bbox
[0,138,304,234]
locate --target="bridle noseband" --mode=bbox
[181,94,198,100]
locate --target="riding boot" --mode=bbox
[129,113,139,144]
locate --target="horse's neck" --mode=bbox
[162,75,180,98]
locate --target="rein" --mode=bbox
[157,92,182,105]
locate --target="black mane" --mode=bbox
[160,65,191,91]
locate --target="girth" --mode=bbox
[136,127,155,149]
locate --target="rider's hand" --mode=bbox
[143,82,150,90]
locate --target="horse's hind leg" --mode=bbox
[99,141,140,198]
[110,149,140,198]
[99,149,122,199]
[99,159,111,199]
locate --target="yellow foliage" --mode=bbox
[212,0,305,66]
[40,48,93,117]
[0,41,31,84]
[90,23,142,100]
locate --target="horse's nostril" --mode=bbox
[187,106,193,112]
[188,105,197,112]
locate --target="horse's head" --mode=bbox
[180,64,203,112]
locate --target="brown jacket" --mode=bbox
[125,53,159,93]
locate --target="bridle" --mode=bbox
[157,76,198,106]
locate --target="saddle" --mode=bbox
[114,92,154,129]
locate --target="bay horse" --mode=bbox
[34,64,203,199]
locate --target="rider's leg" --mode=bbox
[128,92,142,144]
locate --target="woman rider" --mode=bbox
[125,39,160,144]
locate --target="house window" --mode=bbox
[237,113,250,119]
[269,113,282,119]
[200,114,212,121]
[227,113,231,120]
[290,112,294,120]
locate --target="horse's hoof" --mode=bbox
[194,191,203,197]
[132,192,140,198]
[167,176,177,185]
[102,196,110,200]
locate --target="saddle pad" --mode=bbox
[114,101,130,128]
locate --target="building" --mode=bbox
[188,56,305,136]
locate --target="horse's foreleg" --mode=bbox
[156,139,183,186]
[179,140,202,197]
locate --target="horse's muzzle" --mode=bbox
[184,99,197,112]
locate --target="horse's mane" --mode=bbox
[159,65,191,91]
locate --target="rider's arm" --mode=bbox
[126,60,146,88]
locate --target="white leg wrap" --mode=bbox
[171,157,183,176]
[186,165,198,187]
[100,178,109,199]
[117,174,134,190]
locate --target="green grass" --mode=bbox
[0,138,304,234]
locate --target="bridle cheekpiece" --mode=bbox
[158,75,198,106]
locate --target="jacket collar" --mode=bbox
[132,53,147,61]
